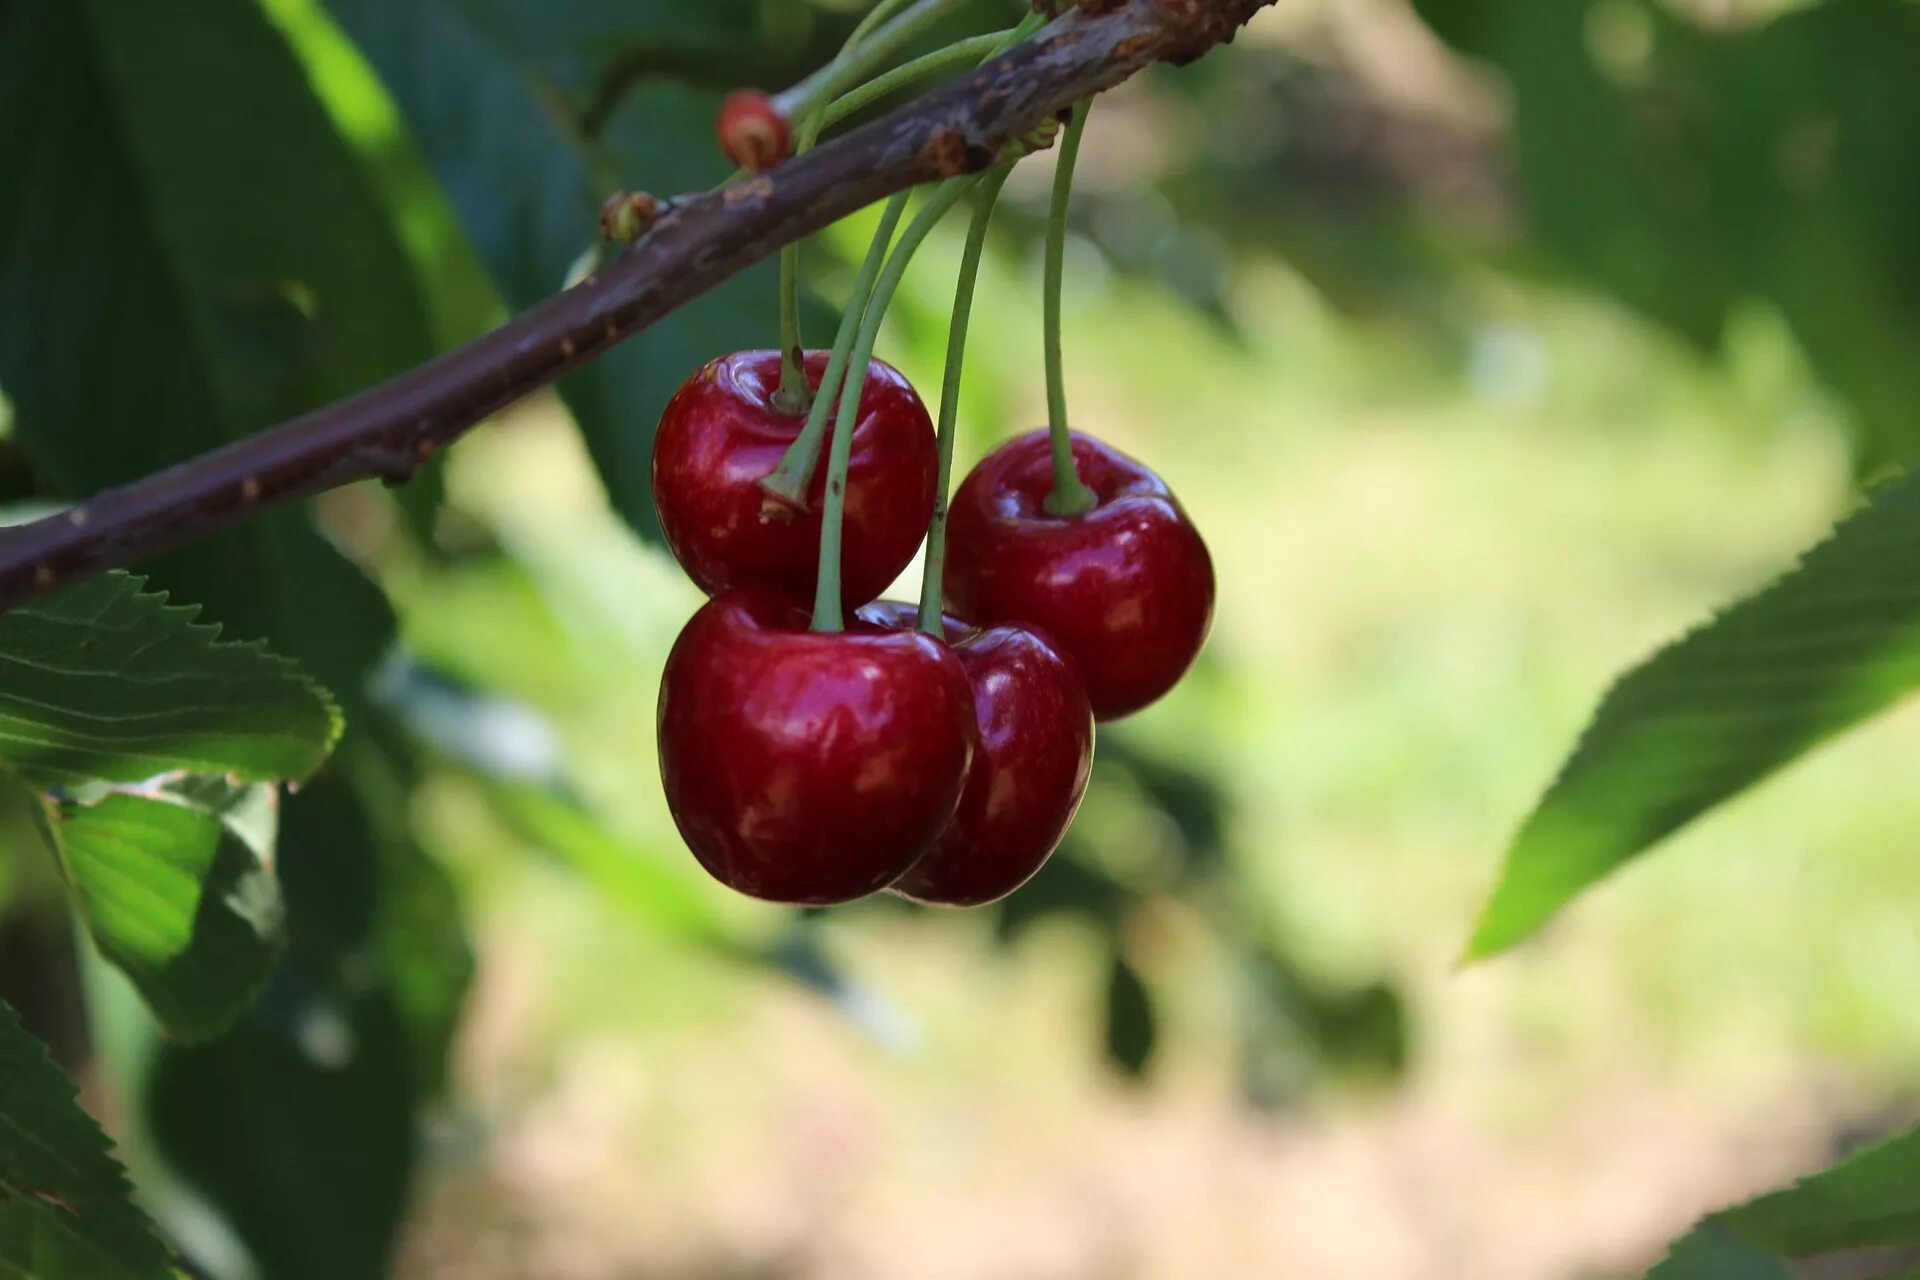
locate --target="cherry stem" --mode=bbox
[847,0,920,48]
[1042,100,1097,518]
[776,0,980,126]
[777,8,1044,415]
[919,166,1012,637]
[773,79,837,413]
[813,173,986,633]
[774,247,810,413]
[822,30,1010,129]
[760,193,911,510]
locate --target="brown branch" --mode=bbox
[0,0,1273,615]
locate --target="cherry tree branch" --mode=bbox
[0,0,1272,614]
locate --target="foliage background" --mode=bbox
[3,0,1920,1277]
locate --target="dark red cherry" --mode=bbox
[653,350,936,608]
[943,430,1215,721]
[859,601,1095,906]
[658,588,974,905]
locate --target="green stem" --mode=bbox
[821,32,1008,129]
[760,193,912,510]
[813,174,985,632]
[1042,100,1097,518]
[778,0,980,124]
[773,86,834,413]
[773,245,810,413]
[846,0,919,49]
[919,166,1011,636]
[777,6,1044,412]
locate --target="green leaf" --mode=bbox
[487,781,732,948]
[1409,0,1738,347]
[0,4,460,1272]
[145,760,467,1280]
[50,780,285,1046]
[1718,1124,1920,1256]
[457,0,763,94]
[1647,1123,1920,1276]
[1645,1226,1793,1280]
[0,574,339,790]
[0,1000,175,1280]
[148,991,414,1280]
[1103,950,1157,1079]
[1469,466,1920,957]
[343,729,476,1096]
[324,0,781,540]
[0,0,429,696]
[992,847,1126,941]
[1699,0,1920,470]
[0,572,326,1043]
[1410,0,1920,466]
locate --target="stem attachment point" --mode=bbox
[1041,101,1097,518]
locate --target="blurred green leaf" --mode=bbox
[342,730,477,1096]
[1100,737,1229,878]
[1650,1123,1920,1276]
[370,654,732,948]
[138,746,471,1275]
[52,780,285,1045]
[1412,0,1920,465]
[1239,944,1410,1107]
[1410,0,1737,346]
[138,749,470,1276]
[1470,466,1920,957]
[1717,1123,1920,1255]
[459,0,763,93]
[0,1000,176,1280]
[487,781,733,949]
[992,845,1127,941]
[1,3,465,1271]
[1103,950,1157,1078]
[324,0,779,542]
[1699,0,1920,469]
[148,990,415,1280]
[1646,1226,1793,1280]
[0,574,339,789]
[0,0,431,696]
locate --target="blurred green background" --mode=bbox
[6,0,1920,1277]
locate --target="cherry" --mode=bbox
[658,588,975,905]
[859,602,1095,907]
[653,350,936,608]
[943,430,1215,721]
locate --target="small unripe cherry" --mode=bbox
[598,191,662,246]
[717,90,792,172]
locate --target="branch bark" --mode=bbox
[0,0,1273,614]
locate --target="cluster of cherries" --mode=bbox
[651,350,1215,907]
[647,31,1213,907]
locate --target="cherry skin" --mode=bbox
[859,602,1095,907]
[653,350,936,608]
[943,430,1215,722]
[658,588,975,905]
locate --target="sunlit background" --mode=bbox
[16,0,1920,1277]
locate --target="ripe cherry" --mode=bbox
[658,588,975,905]
[944,430,1215,721]
[860,602,1095,907]
[653,350,936,608]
